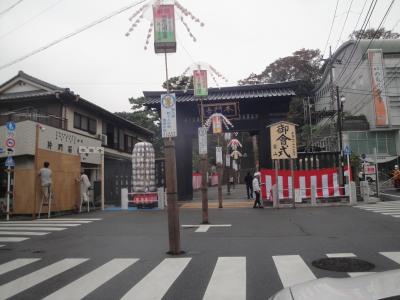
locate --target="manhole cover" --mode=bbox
[312,257,375,272]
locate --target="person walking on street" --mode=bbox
[253,172,263,208]
[244,172,253,199]
[38,161,52,204]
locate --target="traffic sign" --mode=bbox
[5,156,15,167]
[6,121,16,132]
[361,153,366,160]
[5,138,16,148]
[343,145,351,156]
[0,147,4,154]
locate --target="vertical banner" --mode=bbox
[368,49,389,126]
[161,94,177,138]
[198,127,208,155]
[153,4,176,53]
[225,153,231,167]
[232,159,238,171]
[216,147,223,164]
[270,121,297,159]
[224,132,231,141]
[212,115,222,134]
[193,70,208,97]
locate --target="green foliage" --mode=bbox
[349,27,400,40]
[162,76,193,91]
[115,96,163,157]
[238,48,324,91]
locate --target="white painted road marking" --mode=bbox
[121,258,191,300]
[0,224,80,227]
[273,255,316,288]
[0,237,29,242]
[181,224,232,232]
[0,221,93,224]
[348,272,375,277]
[0,258,41,276]
[0,231,49,236]
[44,259,138,300]
[203,257,246,300]
[0,258,88,300]
[0,227,66,231]
[326,253,356,258]
[380,252,400,264]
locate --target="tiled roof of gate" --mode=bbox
[143,81,299,105]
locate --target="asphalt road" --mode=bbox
[1,202,400,299]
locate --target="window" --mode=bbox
[124,135,134,153]
[74,112,97,134]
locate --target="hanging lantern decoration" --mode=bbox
[176,62,228,93]
[193,69,208,97]
[227,139,242,151]
[125,0,204,52]
[230,150,242,160]
[204,113,233,134]
[212,115,222,134]
[153,4,176,53]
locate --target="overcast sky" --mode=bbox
[0,0,399,112]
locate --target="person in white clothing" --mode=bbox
[79,170,91,204]
[253,172,263,208]
[38,161,52,204]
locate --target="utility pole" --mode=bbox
[308,97,314,152]
[163,51,181,255]
[329,46,344,188]
[199,99,208,224]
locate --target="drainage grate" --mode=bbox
[312,257,375,272]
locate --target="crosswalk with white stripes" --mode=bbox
[0,218,101,247]
[355,200,400,218]
[0,252,399,299]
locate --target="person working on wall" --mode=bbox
[38,161,52,204]
[78,170,91,208]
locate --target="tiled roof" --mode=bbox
[143,81,299,105]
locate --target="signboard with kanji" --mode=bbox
[161,93,177,138]
[364,164,376,175]
[270,121,297,159]
[198,127,207,155]
[193,70,208,97]
[153,4,176,53]
[201,102,239,119]
[368,49,389,126]
[216,146,223,164]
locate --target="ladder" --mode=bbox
[38,186,54,219]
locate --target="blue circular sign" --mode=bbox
[6,121,16,131]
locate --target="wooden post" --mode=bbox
[290,158,296,209]
[252,134,259,171]
[200,154,208,224]
[33,124,40,219]
[274,159,279,208]
[217,133,223,208]
[163,51,181,255]
[164,138,181,254]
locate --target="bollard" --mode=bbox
[360,181,370,203]
[349,181,357,205]
[157,187,165,209]
[311,183,317,206]
[272,184,278,208]
[121,188,128,210]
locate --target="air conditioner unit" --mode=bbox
[98,134,107,146]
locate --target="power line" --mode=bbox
[336,0,376,83]
[0,0,64,41]
[342,0,395,89]
[323,0,340,58]
[0,0,147,71]
[0,0,24,18]
[334,0,354,51]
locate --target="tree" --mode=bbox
[115,97,163,157]
[162,75,193,91]
[349,27,400,40]
[238,48,324,90]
